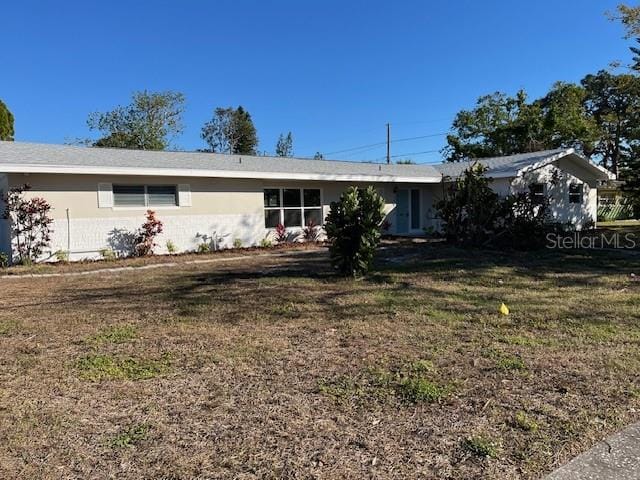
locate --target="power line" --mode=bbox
[324,141,387,156]
[324,131,448,156]
[338,144,387,159]
[389,149,441,159]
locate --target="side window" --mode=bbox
[569,184,583,204]
[112,185,178,207]
[113,185,146,207]
[147,185,177,206]
[529,183,545,204]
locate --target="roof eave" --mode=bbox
[0,164,442,184]
[517,148,616,181]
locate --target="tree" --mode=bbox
[444,90,550,161]
[396,159,416,164]
[88,90,185,150]
[624,144,640,216]
[275,132,294,157]
[616,4,640,37]
[324,186,385,277]
[201,106,258,155]
[444,74,640,177]
[611,4,640,70]
[632,38,640,72]
[313,152,324,160]
[0,100,15,141]
[2,185,54,264]
[581,70,640,177]
[537,82,599,155]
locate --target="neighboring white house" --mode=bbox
[0,142,614,261]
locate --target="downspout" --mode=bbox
[66,208,71,255]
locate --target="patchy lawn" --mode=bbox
[0,241,323,276]
[0,244,639,479]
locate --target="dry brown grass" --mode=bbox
[1,244,639,479]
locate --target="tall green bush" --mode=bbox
[325,186,385,277]
[436,164,551,249]
[436,164,509,245]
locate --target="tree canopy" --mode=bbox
[0,100,15,141]
[444,72,640,177]
[275,132,293,157]
[88,90,185,150]
[201,106,258,155]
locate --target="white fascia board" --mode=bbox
[442,171,518,181]
[517,149,616,181]
[0,164,443,184]
[516,149,574,176]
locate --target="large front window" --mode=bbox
[264,188,322,228]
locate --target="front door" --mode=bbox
[396,190,409,234]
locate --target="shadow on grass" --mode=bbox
[41,243,639,329]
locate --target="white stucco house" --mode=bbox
[0,142,615,262]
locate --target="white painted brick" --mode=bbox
[47,213,267,261]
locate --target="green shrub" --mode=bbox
[436,164,505,246]
[54,249,69,263]
[233,238,243,249]
[260,237,273,248]
[99,248,117,261]
[166,240,177,254]
[324,186,385,277]
[436,164,551,249]
[197,242,211,254]
[0,252,8,268]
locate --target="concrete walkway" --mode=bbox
[547,422,640,479]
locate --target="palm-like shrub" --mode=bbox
[324,186,385,277]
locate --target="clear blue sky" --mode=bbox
[1,0,632,163]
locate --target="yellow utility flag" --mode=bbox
[499,303,510,315]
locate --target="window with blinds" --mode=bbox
[113,185,177,207]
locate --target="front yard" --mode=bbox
[1,244,639,479]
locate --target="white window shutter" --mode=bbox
[97,183,113,208]
[178,184,192,207]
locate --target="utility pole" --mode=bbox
[386,123,391,164]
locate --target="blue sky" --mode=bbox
[1,0,632,163]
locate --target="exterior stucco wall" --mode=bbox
[0,156,603,262]
[4,173,412,259]
[434,162,599,232]
[512,163,597,229]
[0,174,9,261]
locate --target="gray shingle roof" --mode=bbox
[432,149,571,178]
[0,141,442,181]
[0,142,612,183]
